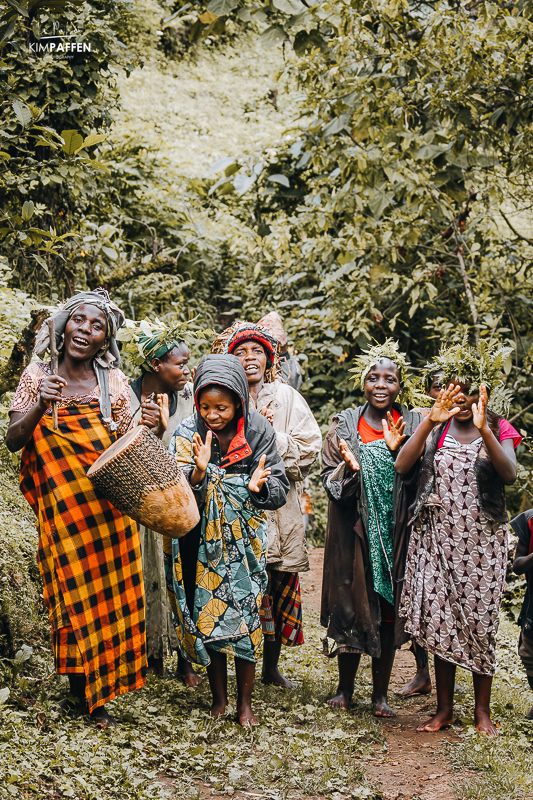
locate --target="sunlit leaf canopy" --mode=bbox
[1,0,533,498]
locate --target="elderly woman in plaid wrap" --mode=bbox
[6,289,148,727]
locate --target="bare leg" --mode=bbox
[417,655,455,732]
[206,649,228,717]
[57,673,86,714]
[235,657,258,727]
[63,674,116,727]
[473,673,498,736]
[372,621,396,717]
[395,641,432,696]
[176,651,203,687]
[261,637,296,689]
[327,652,361,709]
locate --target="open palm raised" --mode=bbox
[248,454,271,493]
[428,384,464,423]
[383,412,406,451]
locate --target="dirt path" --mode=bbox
[300,548,462,800]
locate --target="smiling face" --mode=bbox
[364,358,401,410]
[197,386,240,432]
[153,343,190,393]
[63,304,108,361]
[232,340,268,387]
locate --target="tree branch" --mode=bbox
[509,402,533,424]
[499,209,533,247]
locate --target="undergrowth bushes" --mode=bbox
[0,445,46,658]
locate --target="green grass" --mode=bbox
[449,615,533,800]
[0,610,383,800]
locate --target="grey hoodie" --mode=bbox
[191,354,289,511]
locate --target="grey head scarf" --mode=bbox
[34,288,125,431]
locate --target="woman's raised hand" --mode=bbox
[428,384,463,423]
[339,438,360,472]
[248,454,271,493]
[472,383,489,431]
[37,375,67,410]
[383,412,406,451]
[192,430,212,474]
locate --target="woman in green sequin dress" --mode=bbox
[321,354,422,716]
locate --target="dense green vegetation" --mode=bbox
[2,3,533,797]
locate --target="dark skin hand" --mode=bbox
[6,304,108,452]
[395,381,517,484]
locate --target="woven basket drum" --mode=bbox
[87,425,200,538]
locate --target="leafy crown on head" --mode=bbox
[349,338,430,408]
[116,316,215,368]
[423,337,514,415]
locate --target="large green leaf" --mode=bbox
[272,0,305,14]
[12,100,32,128]
[0,17,16,44]
[206,0,239,15]
[77,133,108,152]
[268,174,290,188]
[234,173,256,195]
[259,25,286,47]
[61,129,83,156]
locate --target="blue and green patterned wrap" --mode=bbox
[164,353,289,666]
[167,418,268,664]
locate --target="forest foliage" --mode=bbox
[2,6,533,797]
[2,0,533,481]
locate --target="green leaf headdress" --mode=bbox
[423,338,514,415]
[350,338,430,408]
[116,317,215,373]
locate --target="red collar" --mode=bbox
[219,416,252,468]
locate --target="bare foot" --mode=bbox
[417,709,454,732]
[237,702,259,727]
[210,699,227,718]
[527,705,533,720]
[90,706,118,728]
[395,672,432,697]
[475,708,499,736]
[261,667,296,689]
[327,690,352,710]
[373,696,396,717]
[177,663,203,688]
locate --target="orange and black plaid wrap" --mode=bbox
[260,569,304,646]
[21,402,146,712]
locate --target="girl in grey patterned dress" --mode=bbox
[396,376,520,737]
